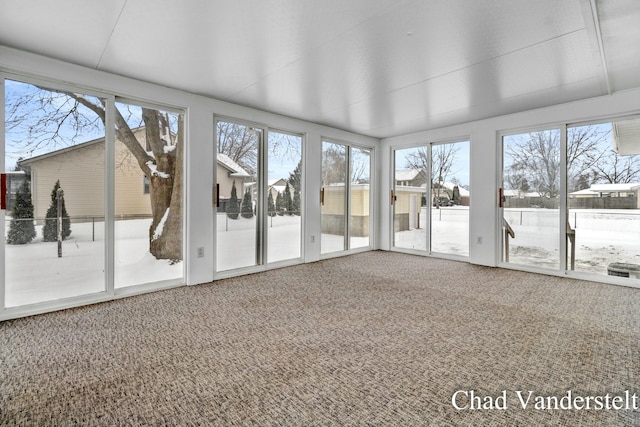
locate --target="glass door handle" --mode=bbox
[1,174,6,210]
[213,183,220,207]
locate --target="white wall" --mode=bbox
[0,46,379,288]
[380,88,640,266]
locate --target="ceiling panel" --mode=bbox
[0,0,639,138]
[0,0,126,67]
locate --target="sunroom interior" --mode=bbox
[1,0,640,320]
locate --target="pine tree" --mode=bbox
[227,180,239,220]
[284,184,294,215]
[288,160,302,216]
[241,189,254,219]
[7,181,36,244]
[452,185,461,205]
[267,188,276,217]
[275,192,284,216]
[43,180,71,242]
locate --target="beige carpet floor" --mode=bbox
[1,251,639,426]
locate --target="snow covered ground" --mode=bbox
[395,206,640,278]
[394,207,469,256]
[216,213,303,271]
[5,207,639,308]
[504,208,640,277]
[4,218,182,307]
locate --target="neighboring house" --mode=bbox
[569,183,640,209]
[216,153,252,212]
[267,178,295,203]
[19,128,152,221]
[441,181,470,206]
[321,183,370,237]
[395,169,427,187]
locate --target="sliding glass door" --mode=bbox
[430,141,470,256]
[267,131,303,263]
[393,146,428,251]
[321,141,371,255]
[501,129,561,269]
[350,147,371,250]
[501,119,640,281]
[215,120,304,272]
[566,119,640,279]
[393,140,470,256]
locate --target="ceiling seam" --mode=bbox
[96,0,128,70]
[589,0,612,95]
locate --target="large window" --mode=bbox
[2,78,185,313]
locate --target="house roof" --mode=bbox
[217,153,251,178]
[569,188,596,196]
[395,169,423,181]
[18,127,147,167]
[19,138,105,166]
[590,183,640,192]
[442,181,469,196]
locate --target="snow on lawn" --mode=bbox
[395,207,469,256]
[395,206,640,278]
[504,208,640,276]
[217,214,304,270]
[4,218,182,307]
[5,208,639,307]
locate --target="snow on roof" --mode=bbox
[395,169,422,181]
[442,181,469,196]
[270,185,287,194]
[590,183,640,192]
[268,178,287,186]
[217,153,251,177]
[569,188,596,196]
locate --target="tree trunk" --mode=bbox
[149,117,183,262]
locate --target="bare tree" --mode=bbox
[592,150,640,184]
[505,130,561,198]
[505,125,637,197]
[403,144,459,187]
[322,143,346,185]
[350,148,370,184]
[404,144,459,206]
[567,125,610,191]
[216,121,259,178]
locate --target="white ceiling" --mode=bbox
[1,0,639,138]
